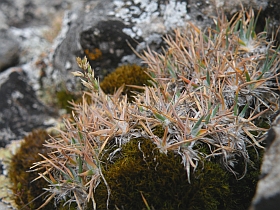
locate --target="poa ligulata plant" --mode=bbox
[32,10,279,209]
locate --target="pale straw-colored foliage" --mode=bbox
[32,9,279,209]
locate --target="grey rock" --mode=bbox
[0,202,13,210]
[0,30,19,72]
[261,0,280,44]
[0,0,75,28]
[51,3,85,85]
[188,0,268,16]
[250,112,280,210]
[51,0,209,82]
[51,0,273,84]
[0,67,56,147]
[0,10,8,30]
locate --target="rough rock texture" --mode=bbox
[0,30,20,72]
[0,0,73,28]
[0,68,56,147]
[259,0,280,43]
[0,0,78,148]
[50,0,274,84]
[193,0,268,15]
[51,0,195,82]
[250,112,280,210]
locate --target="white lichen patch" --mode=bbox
[113,0,191,39]
[11,91,24,100]
[0,174,16,210]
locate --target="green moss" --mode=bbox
[227,146,264,210]
[56,89,80,114]
[100,64,151,100]
[196,142,263,210]
[95,138,230,210]
[8,130,54,210]
[8,130,81,210]
[13,131,260,210]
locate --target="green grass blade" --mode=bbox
[239,20,245,40]
[258,45,280,80]
[71,137,77,145]
[239,103,249,118]
[191,115,204,137]
[154,111,166,123]
[252,10,261,38]
[206,70,210,86]
[211,104,219,118]
[245,70,251,82]
[233,93,239,116]
[234,19,241,32]
[205,112,211,124]
[78,155,83,174]
[246,16,255,40]
[167,61,177,79]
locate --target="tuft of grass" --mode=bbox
[31,9,279,209]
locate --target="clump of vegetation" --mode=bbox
[56,64,150,113]
[8,130,53,210]
[56,88,81,114]
[95,138,230,210]
[31,9,279,210]
[100,64,150,100]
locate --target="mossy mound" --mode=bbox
[8,130,54,210]
[100,64,150,100]
[95,138,231,210]
[8,131,262,210]
[8,130,80,210]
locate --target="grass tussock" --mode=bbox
[31,9,279,210]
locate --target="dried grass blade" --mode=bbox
[36,193,56,210]
[243,127,264,148]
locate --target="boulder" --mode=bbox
[250,111,280,210]
[0,0,75,28]
[0,30,20,72]
[0,68,56,147]
[50,0,272,84]
[51,0,210,83]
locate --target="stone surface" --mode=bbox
[259,0,280,43]
[0,30,19,72]
[250,112,280,210]
[0,0,73,28]
[0,68,56,147]
[51,0,206,81]
[50,0,275,83]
